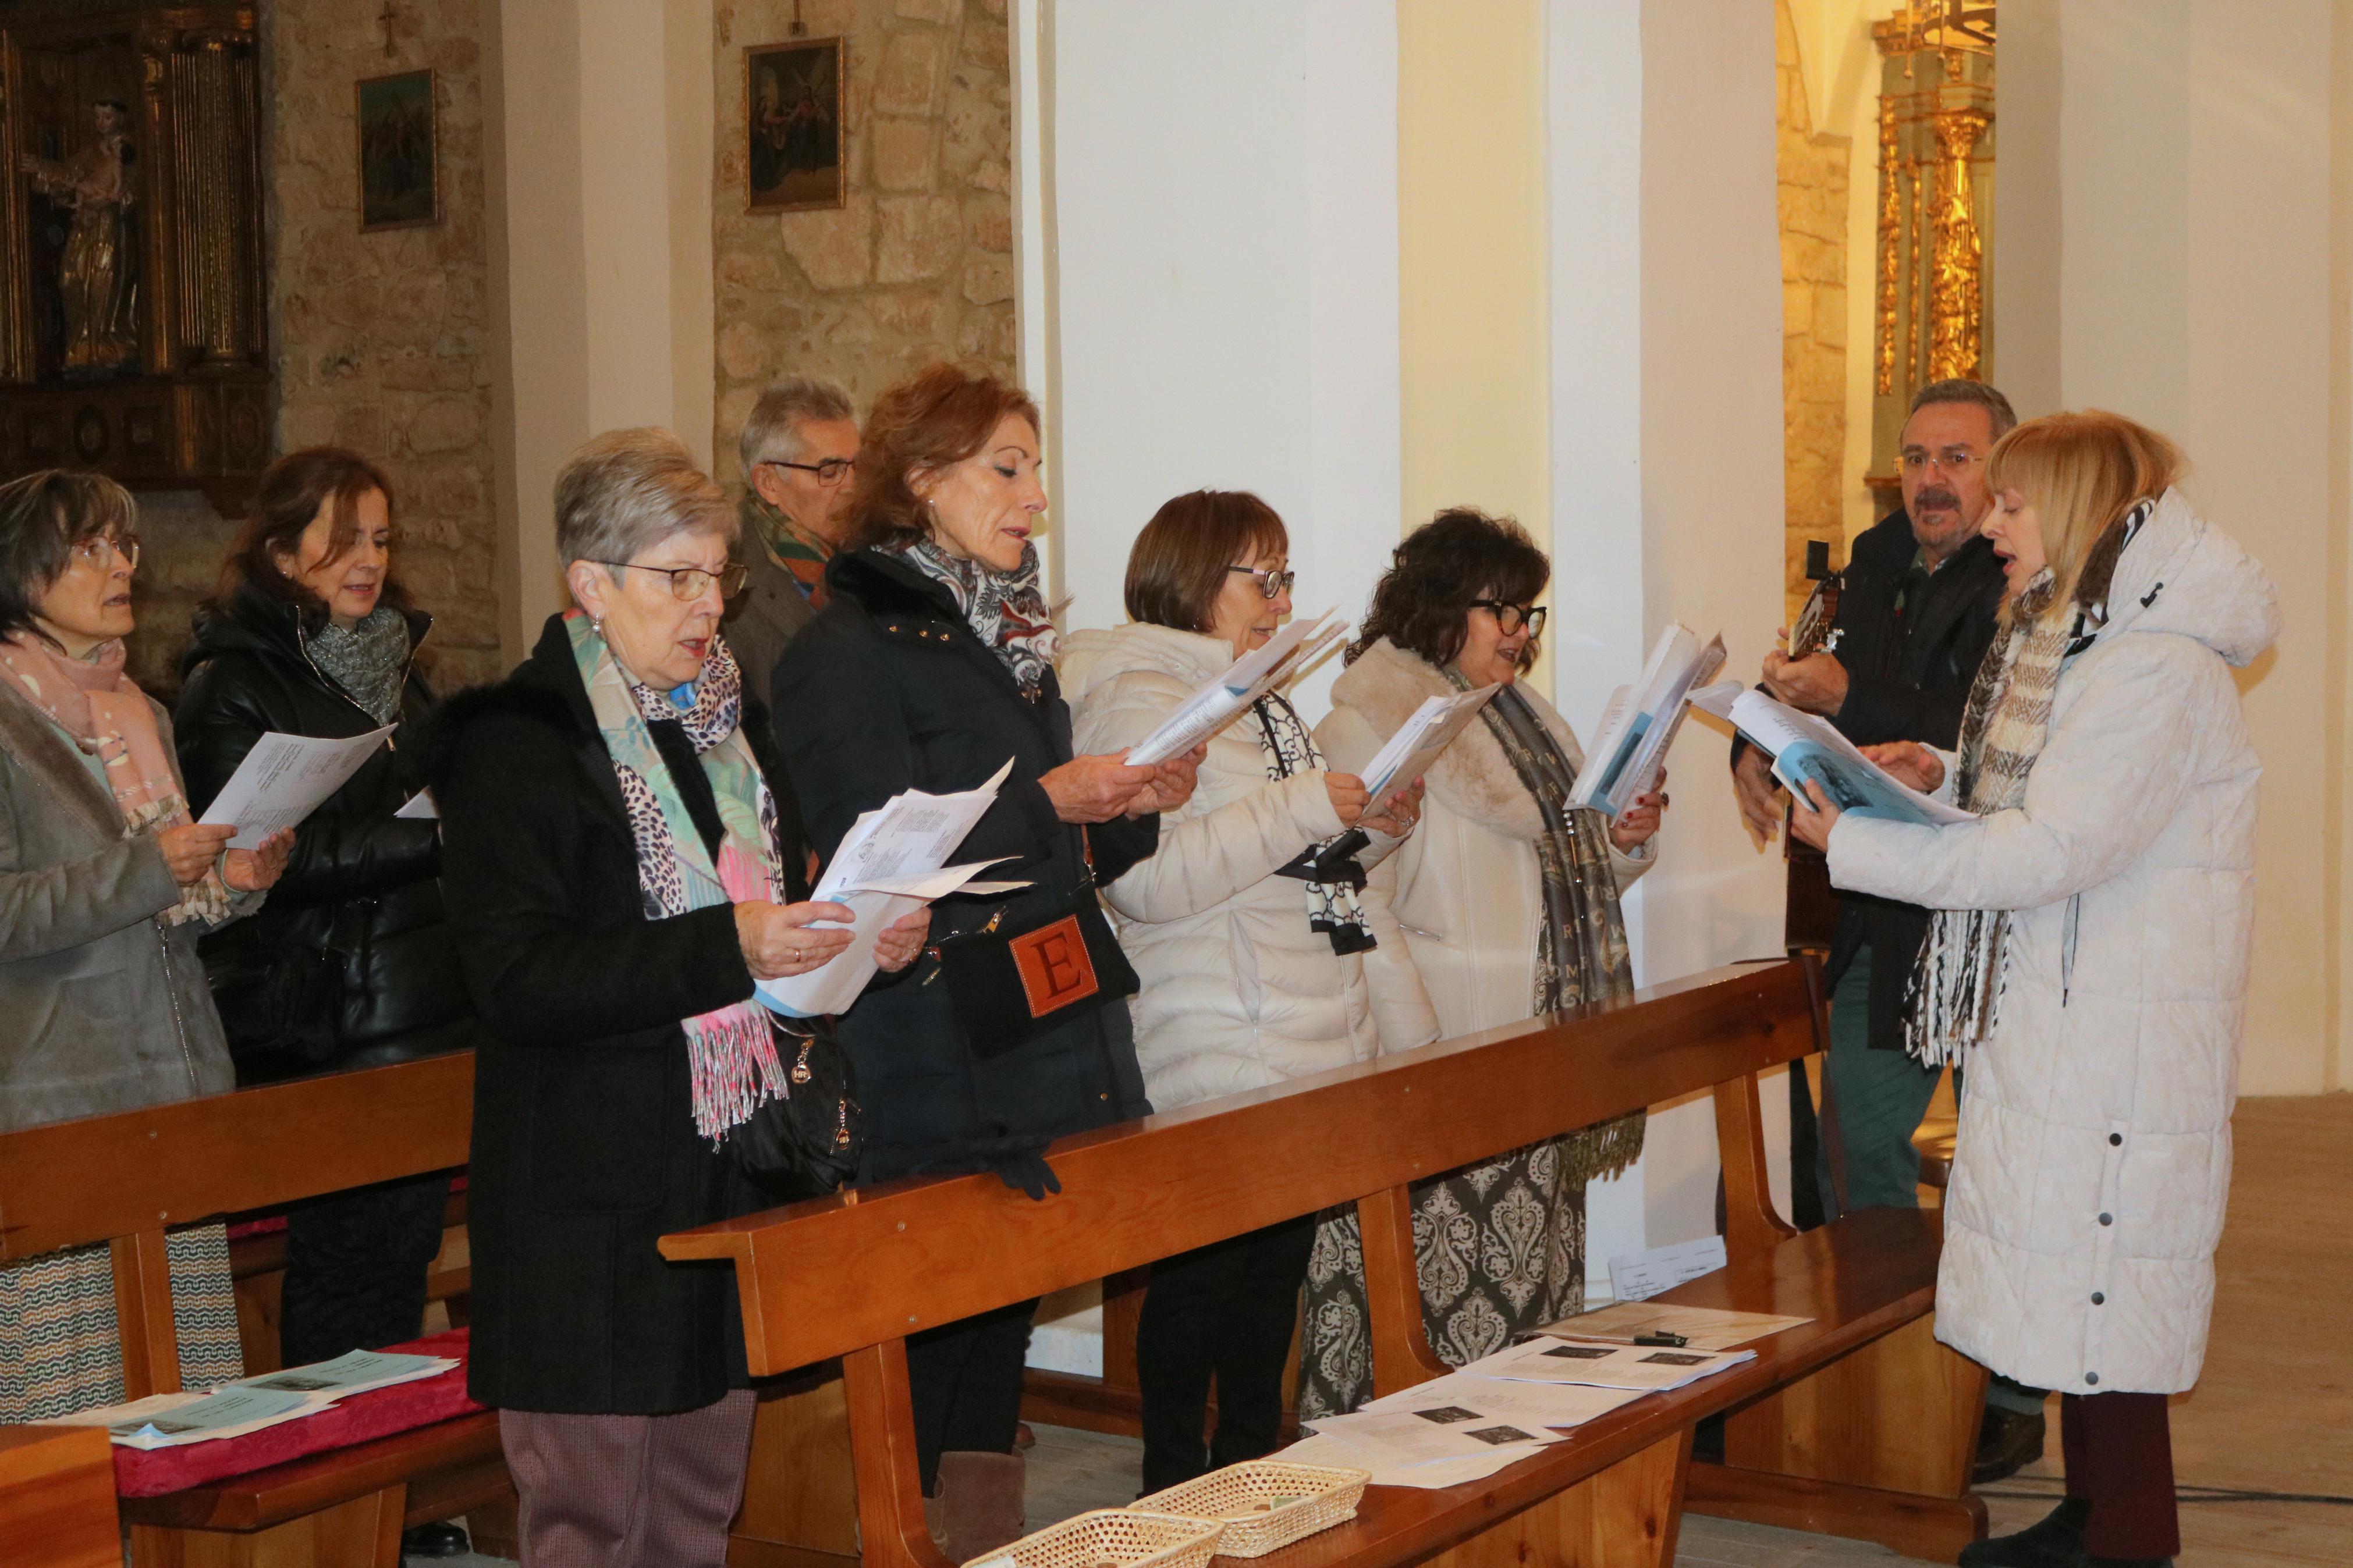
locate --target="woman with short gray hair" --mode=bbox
[425,428,927,1567]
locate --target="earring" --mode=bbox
[590,617,605,639]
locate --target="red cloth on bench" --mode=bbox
[112,1328,486,1498]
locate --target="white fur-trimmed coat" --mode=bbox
[1061,624,1439,1112]
[1314,639,1652,1039]
[1828,491,2277,1395]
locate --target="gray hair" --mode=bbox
[737,376,856,474]
[1908,378,2017,439]
[555,428,734,569]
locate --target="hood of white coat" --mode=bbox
[1056,620,1236,707]
[2088,488,2280,669]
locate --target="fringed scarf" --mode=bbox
[1249,691,1376,954]
[566,614,791,1139]
[1902,570,2070,1066]
[897,537,1059,698]
[1471,680,1645,1186]
[0,634,229,925]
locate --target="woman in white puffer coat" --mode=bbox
[1793,413,2277,1568]
[1062,490,1438,1492]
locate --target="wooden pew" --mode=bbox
[0,1053,502,1567]
[667,959,1989,1568]
[1,1425,120,1568]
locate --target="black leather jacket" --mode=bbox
[175,585,474,1083]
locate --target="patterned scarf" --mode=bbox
[896,536,1059,698]
[1249,691,1375,954]
[566,614,790,1139]
[303,606,411,724]
[1903,570,2070,1066]
[1468,679,1645,1187]
[0,633,229,925]
[741,489,831,607]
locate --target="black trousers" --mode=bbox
[279,1172,452,1369]
[1135,1214,1315,1493]
[907,1297,1038,1495]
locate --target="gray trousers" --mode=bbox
[1814,947,1943,1213]
[499,1389,757,1567]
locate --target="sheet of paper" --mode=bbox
[1535,1302,1813,1352]
[1357,684,1500,802]
[1474,1336,1754,1393]
[1607,1234,1728,1302]
[1124,610,1346,766]
[1728,691,1974,827]
[98,1386,322,1448]
[1275,1431,1528,1491]
[198,727,394,848]
[1303,1406,1561,1467]
[233,1349,456,1399]
[1567,626,1726,817]
[1360,1370,1645,1432]
[393,790,437,820]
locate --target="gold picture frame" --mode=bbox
[746,38,846,213]
[357,68,438,232]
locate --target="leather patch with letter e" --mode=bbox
[1010,914,1099,1016]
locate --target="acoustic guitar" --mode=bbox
[1783,539,1843,954]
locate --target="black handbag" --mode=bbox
[726,1017,864,1199]
[935,897,1140,1061]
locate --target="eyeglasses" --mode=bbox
[70,532,139,571]
[1470,600,1546,638]
[594,560,751,601]
[1898,447,1983,475]
[762,457,856,486]
[1226,564,1296,600]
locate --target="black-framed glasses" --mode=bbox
[70,532,139,572]
[1470,600,1546,638]
[1226,564,1296,600]
[762,456,856,486]
[594,560,751,601]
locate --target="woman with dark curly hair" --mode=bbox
[1294,509,1668,1417]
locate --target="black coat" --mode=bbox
[175,586,473,1083]
[771,549,1156,1185]
[421,616,805,1414]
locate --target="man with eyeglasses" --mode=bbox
[728,375,863,709]
[1731,379,2042,1482]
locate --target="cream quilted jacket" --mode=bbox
[1829,490,2278,1395]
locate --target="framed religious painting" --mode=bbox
[356,68,438,232]
[746,38,845,212]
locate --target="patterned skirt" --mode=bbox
[0,1223,245,1423]
[1297,1136,1588,1420]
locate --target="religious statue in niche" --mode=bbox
[20,98,141,376]
[746,38,844,212]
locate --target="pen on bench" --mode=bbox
[1632,1331,1689,1347]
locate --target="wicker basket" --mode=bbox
[1130,1461,1371,1558]
[964,1509,1225,1568]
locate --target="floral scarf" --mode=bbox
[566,613,790,1139]
[1250,691,1375,954]
[0,634,229,925]
[896,536,1059,698]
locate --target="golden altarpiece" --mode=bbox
[0,5,267,514]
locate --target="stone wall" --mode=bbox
[711,0,1015,491]
[1776,0,1849,625]
[126,0,502,694]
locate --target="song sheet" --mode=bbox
[197,727,394,847]
[1568,626,1726,817]
[1123,610,1346,766]
[393,790,438,820]
[1303,1407,1562,1467]
[1355,684,1500,802]
[1727,691,1973,827]
[233,1348,457,1399]
[1606,1234,1729,1302]
[1274,1430,1526,1491]
[1472,1336,1754,1393]
[1360,1369,1645,1432]
[756,761,1023,1018]
[1535,1302,1813,1353]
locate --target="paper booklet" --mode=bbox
[1536,1301,1812,1352]
[198,727,394,848]
[53,1349,459,1448]
[1726,690,1973,827]
[1123,609,1349,766]
[1568,625,1727,818]
[1471,1335,1755,1393]
[232,1348,457,1399]
[1357,683,1502,803]
[1276,1429,1528,1491]
[755,760,1030,1019]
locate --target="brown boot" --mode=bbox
[933,1449,1027,1563]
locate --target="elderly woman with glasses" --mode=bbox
[424,429,925,1568]
[1295,509,1669,1419]
[0,471,292,1424]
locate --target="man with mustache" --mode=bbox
[1733,379,2038,1481]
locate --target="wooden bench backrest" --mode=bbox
[0,1052,474,1397]
[663,959,1816,1381]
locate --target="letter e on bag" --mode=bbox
[1012,915,1099,1015]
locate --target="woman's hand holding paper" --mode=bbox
[735,899,857,980]
[1861,741,1945,795]
[874,907,931,973]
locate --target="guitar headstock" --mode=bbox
[1788,539,1843,659]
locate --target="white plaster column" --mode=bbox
[484,0,718,667]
